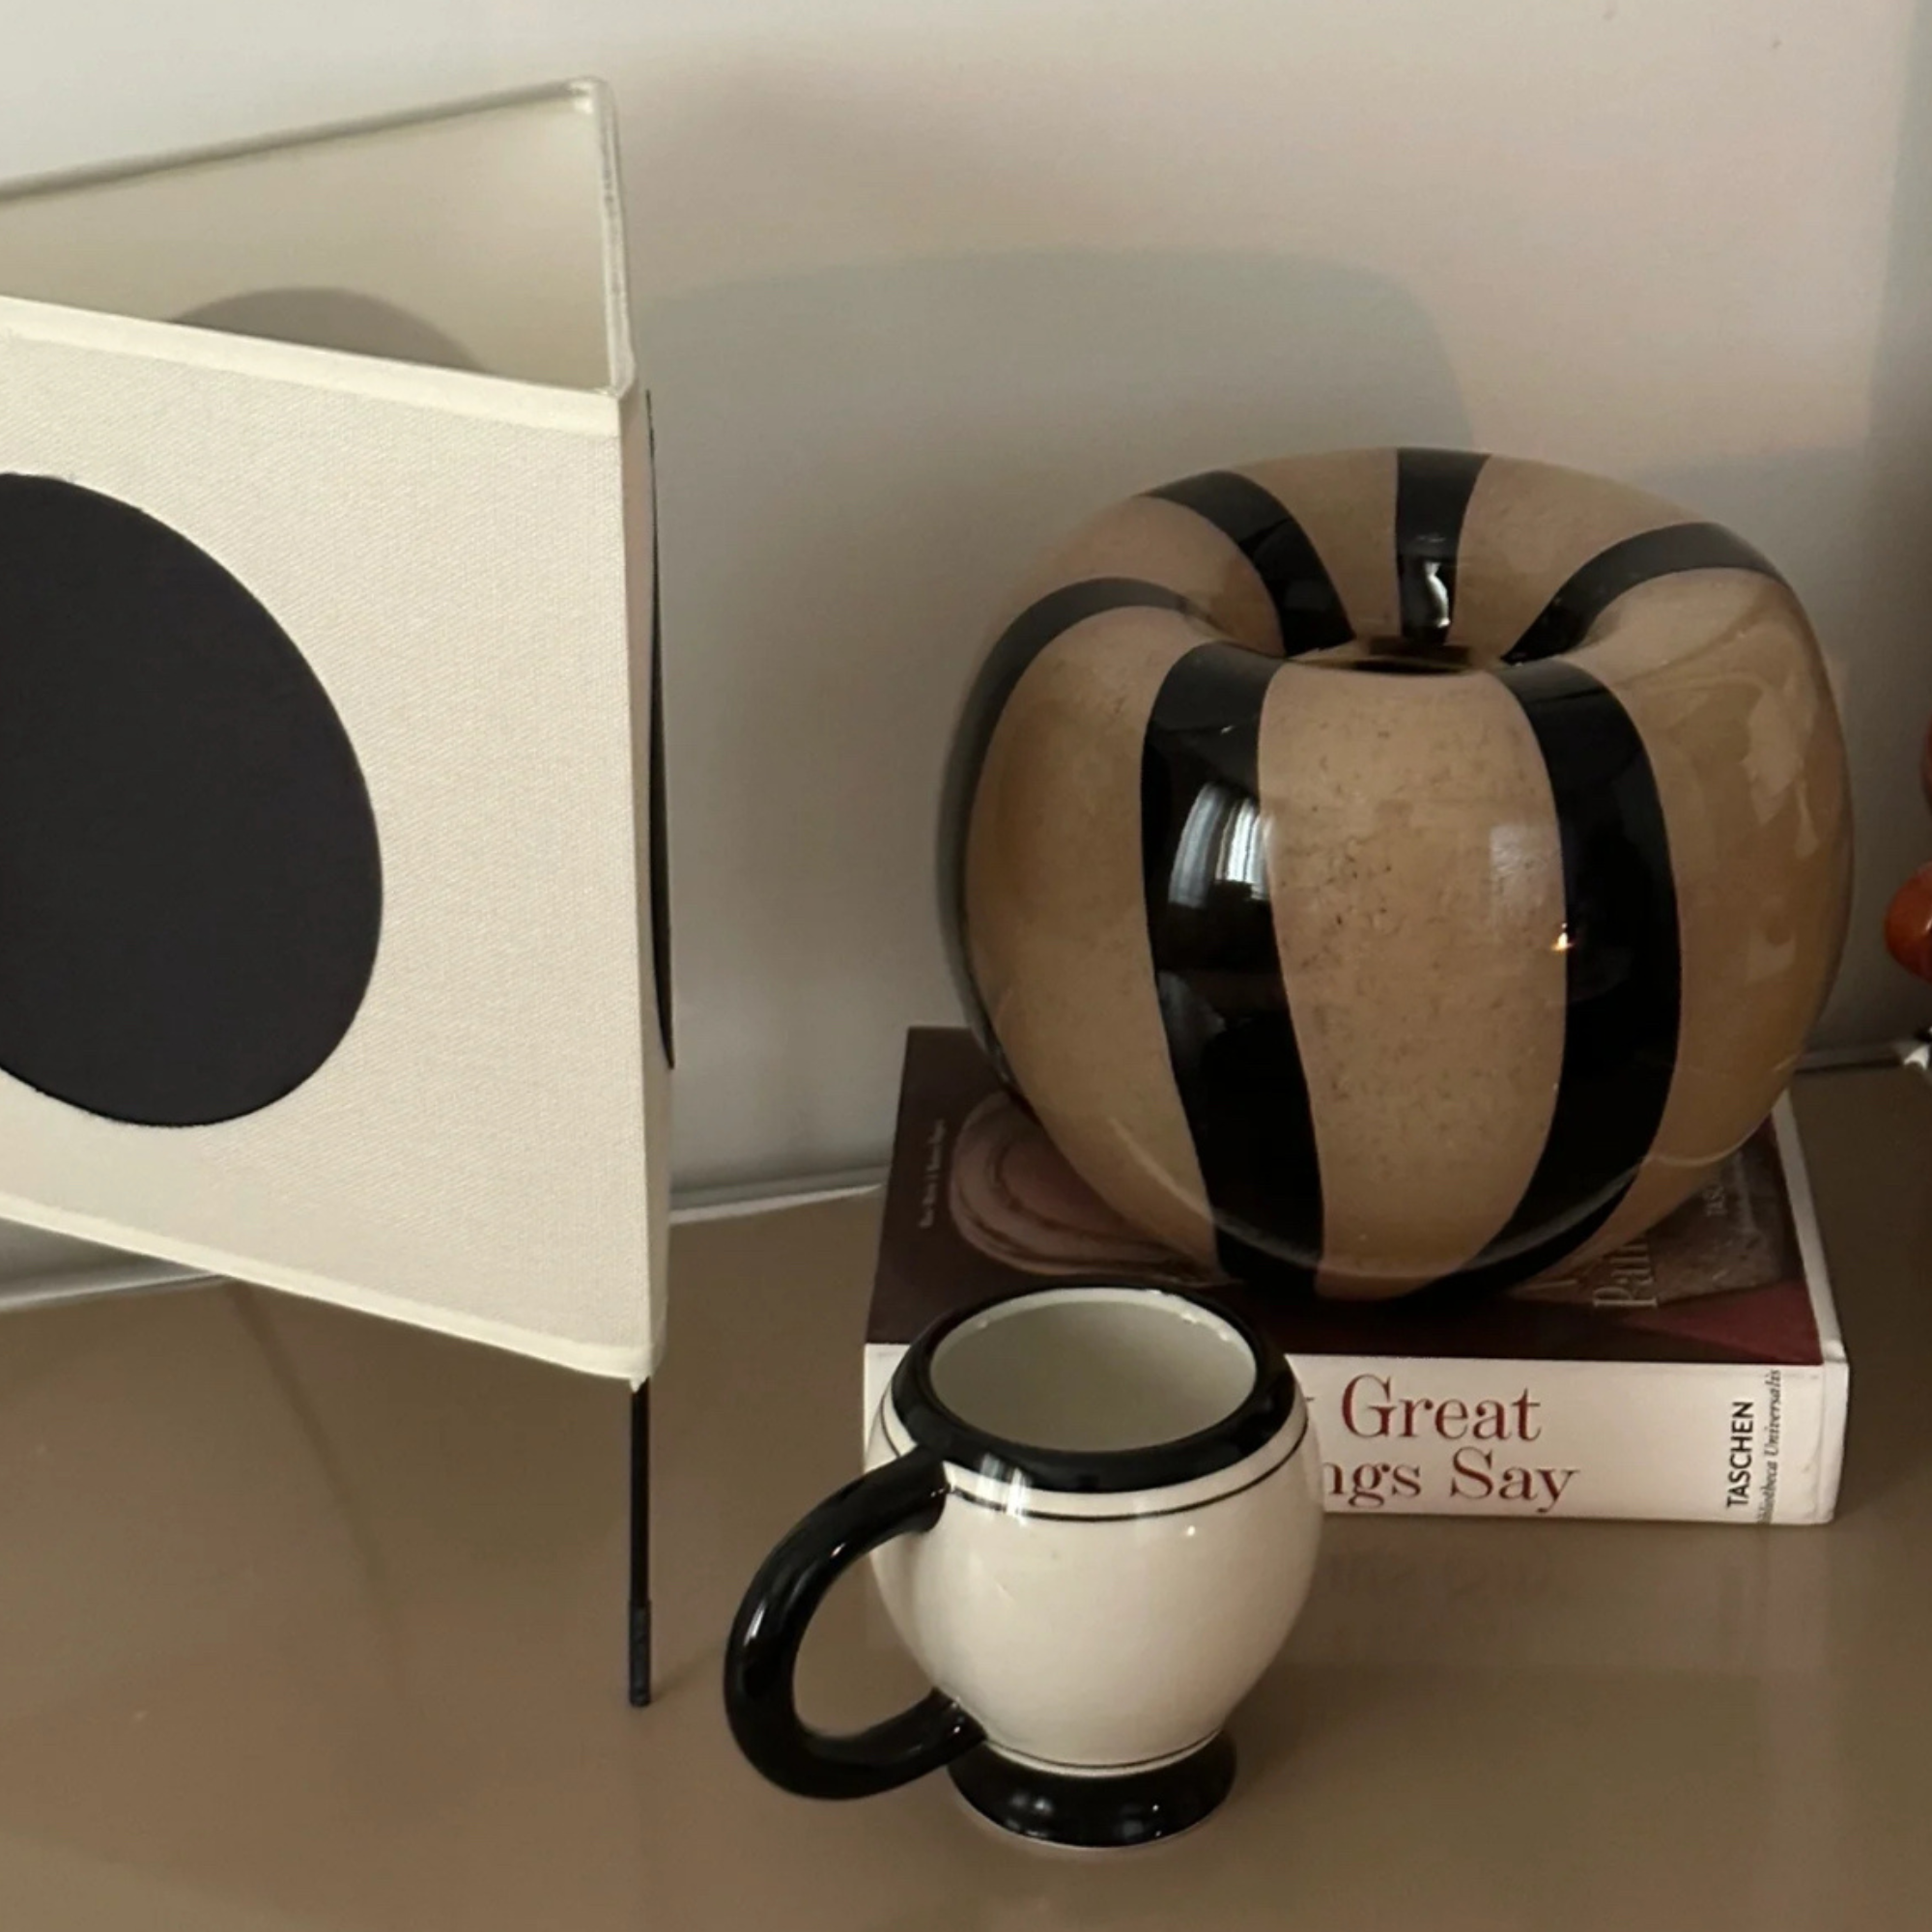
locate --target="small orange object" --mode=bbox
[1887,862,1932,983]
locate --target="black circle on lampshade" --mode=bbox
[0,475,382,1126]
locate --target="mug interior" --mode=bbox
[926,1288,1258,1454]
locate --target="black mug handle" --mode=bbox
[724,1447,984,1799]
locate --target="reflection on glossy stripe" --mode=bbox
[1394,447,1490,644]
[1141,642,1320,1288]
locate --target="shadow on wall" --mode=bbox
[646,249,1469,1187]
[173,288,483,372]
[1639,0,1932,1054]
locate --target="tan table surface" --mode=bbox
[0,1065,1928,1930]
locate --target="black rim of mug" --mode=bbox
[889,1280,1297,1494]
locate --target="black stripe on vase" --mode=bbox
[1436,658,1680,1296]
[1141,642,1321,1290]
[1394,447,1490,644]
[1504,522,1786,664]
[1146,471,1355,656]
[940,578,1199,1072]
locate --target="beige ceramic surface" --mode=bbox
[960,451,1852,1294]
[997,493,1284,655]
[1577,572,1854,1257]
[1450,458,1685,656]
[967,606,1218,1263]
[1257,659,1567,1296]
[0,1065,1925,1929]
[1240,448,1403,642]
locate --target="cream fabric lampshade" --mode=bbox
[0,84,668,1379]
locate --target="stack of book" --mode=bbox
[862,1029,1847,1524]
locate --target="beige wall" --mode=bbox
[7,1,1932,1185]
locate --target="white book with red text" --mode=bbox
[863,1029,1847,1524]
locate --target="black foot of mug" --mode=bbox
[949,1734,1236,1848]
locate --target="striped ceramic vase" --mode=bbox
[941,450,1852,1300]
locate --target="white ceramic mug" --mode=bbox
[724,1283,1322,1846]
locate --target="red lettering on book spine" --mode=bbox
[1324,1373,1574,1512]
[1339,1372,1543,1442]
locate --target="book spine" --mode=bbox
[861,1345,1843,1524]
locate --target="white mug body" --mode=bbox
[724,1282,1321,1847]
[867,1385,1321,1775]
